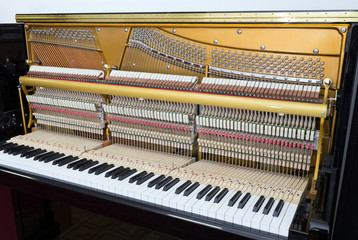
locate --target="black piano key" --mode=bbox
[118,169,137,181]
[2,143,19,153]
[197,185,212,200]
[136,172,155,185]
[78,161,99,171]
[0,142,16,151]
[116,167,130,178]
[111,167,127,179]
[20,148,38,157]
[43,153,65,163]
[68,159,88,169]
[105,166,124,178]
[42,153,64,162]
[66,159,86,169]
[205,186,221,201]
[32,151,51,161]
[238,193,251,209]
[228,191,242,207]
[93,163,110,174]
[273,199,285,217]
[12,146,33,155]
[23,149,45,158]
[184,182,200,196]
[53,155,72,165]
[88,163,107,174]
[9,146,28,155]
[214,188,229,203]
[148,175,165,188]
[72,158,94,170]
[57,156,79,166]
[253,195,265,212]
[11,146,32,155]
[263,197,275,215]
[129,171,148,183]
[5,145,25,154]
[175,180,192,194]
[11,145,28,153]
[39,152,58,162]
[34,151,54,161]
[163,178,180,191]
[155,176,173,190]
[95,164,114,175]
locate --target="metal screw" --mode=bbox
[313,48,319,54]
[260,45,266,50]
[321,112,325,115]
[166,65,170,69]
[132,63,135,67]
[172,29,176,33]
[237,29,242,34]
[97,28,100,32]
[124,28,128,32]
[213,40,218,44]
[341,27,347,33]
[323,78,332,86]
[24,25,28,29]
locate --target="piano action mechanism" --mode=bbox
[3,11,355,239]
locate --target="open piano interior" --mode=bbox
[0,16,351,239]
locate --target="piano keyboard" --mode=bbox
[0,140,300,237]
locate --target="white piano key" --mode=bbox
[207,191,235,220]
[279,203,298,237]
[232,195,259,226]
[242,197,269,228]
[269,202,289,235]
[260,200,280,233]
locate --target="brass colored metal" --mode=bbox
[313,82,331,181]
[20,76,328,118]
[16,12,358,23]
[17,86,27,134]
[313,117,326,181]
[27,108,34,129]
[96,26,131,68]
[323,78,332,103]
[23,23,347,89]
[329,109,338,154]
[160,26,345,56]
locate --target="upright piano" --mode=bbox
[1,11,358,240]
